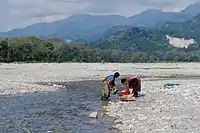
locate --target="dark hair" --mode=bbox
[114,72,120,78]
[121,78,127,84]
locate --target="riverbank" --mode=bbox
[1,63,200,95]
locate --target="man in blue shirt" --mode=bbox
[101,72,120,101]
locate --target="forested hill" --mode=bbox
[97,13,200,51]
[97,27,169,52]
[158,13,200,43]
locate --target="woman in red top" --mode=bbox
[120,76,141,97]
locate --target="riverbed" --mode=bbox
[0,63,200,133]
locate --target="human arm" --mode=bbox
[125,83,129,90]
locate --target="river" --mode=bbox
[0,80,120,133]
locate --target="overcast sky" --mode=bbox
[1,0,200,31]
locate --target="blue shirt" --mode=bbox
[107,75,115,82]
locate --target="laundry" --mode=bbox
[163,83,180,89]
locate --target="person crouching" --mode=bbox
[101,72,120,101]
[120,76,141,97]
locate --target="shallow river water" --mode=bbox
[0,80,120,133]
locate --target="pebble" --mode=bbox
[89,112,98,119]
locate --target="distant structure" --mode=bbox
[166,35,195,48]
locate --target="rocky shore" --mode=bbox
[105,79,200,133]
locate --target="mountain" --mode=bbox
[0,15,130,42]
[181,2,200,16]
[1,3,200,42]
[97,13,200,53]
[159,13,200,39]
[159,13,200,50]
[130,9,191,27]
[50,14,132,41]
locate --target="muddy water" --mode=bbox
[0,80,121,133]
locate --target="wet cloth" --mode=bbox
[117,89,130,96]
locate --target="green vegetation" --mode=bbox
[0,35,200,63]
[98,27,169,52]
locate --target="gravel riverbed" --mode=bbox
[106,79,200,133]
[1,63,200,133]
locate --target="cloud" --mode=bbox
[0,0,200,31]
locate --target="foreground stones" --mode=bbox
[105,79,200,133]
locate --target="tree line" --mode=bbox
[1,37,200,63]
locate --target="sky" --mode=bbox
[1,0,200,32]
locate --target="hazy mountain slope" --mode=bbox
[181,2,200,16]
[1,3,200,42]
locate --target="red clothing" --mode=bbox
[117,89,130,96]
[125,76,141,93]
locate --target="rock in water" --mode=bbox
[89,112,98,119]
